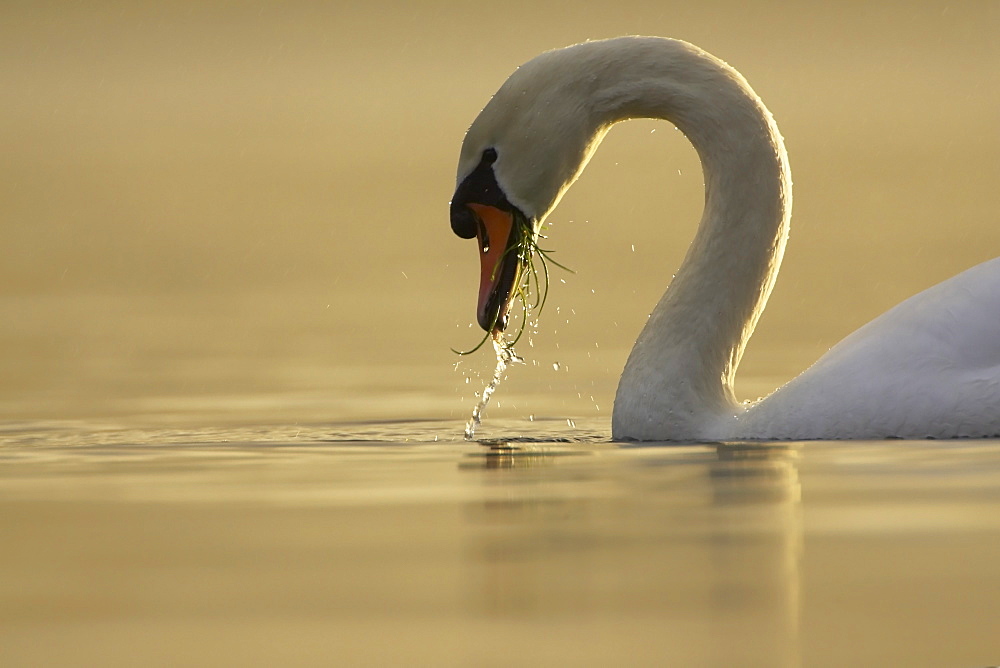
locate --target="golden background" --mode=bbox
[2,1,997,425]
[2,5,999,665]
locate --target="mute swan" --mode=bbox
[449,36,1000,441]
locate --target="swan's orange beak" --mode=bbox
[467,203,522,333]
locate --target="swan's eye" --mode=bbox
[482,147,498,164]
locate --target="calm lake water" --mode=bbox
[3,3,999,666]
[2,419,1000,666]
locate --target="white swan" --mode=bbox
[449,36,1000,441]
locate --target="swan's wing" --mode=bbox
[740,257,1000,439]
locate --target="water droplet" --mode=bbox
[552,362,560,371]
[567,419,576,428]
[464,332,520,440]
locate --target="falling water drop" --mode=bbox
[464,331,523,440]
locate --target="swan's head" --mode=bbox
[449,145,530,333]
[450,46,607,332]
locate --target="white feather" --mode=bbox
[457,36,1000,440]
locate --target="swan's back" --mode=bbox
[738,257,1000,439]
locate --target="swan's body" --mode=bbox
[449,36,1000,440]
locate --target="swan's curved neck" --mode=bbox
[594,41,792,439]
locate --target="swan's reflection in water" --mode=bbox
[461,440,801,665]
[706,444,801,664]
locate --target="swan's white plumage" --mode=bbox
[735,257,1000,439]
[455,36,1000,441]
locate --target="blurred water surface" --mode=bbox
[2,420,1000,666]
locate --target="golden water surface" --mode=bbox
[3,421,1000,666]
[2,2,999,665]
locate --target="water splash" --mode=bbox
[464,331,523,440]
